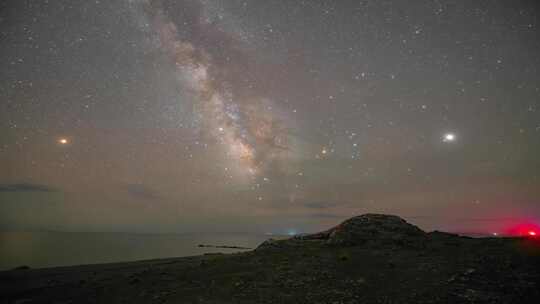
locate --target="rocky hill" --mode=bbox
[1,214,540,304]
[258,214,427,250]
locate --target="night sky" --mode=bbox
[1,0,539,235]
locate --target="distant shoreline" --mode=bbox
[198,244,252,249]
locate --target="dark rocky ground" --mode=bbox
[1,214,540,304]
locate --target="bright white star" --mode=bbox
[443,133,456,142]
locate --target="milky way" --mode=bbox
[140,0,290,179]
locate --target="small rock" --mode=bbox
[464,268,476,275]
[129,277,141,284]
[12,265,30,271]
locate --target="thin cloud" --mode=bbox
[126,184,160,200]
[0,183,57,193]
[302,201,343,209]
[309,213,346,219]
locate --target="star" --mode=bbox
[442,133,456,143]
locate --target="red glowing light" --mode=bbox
[505,222,540,237]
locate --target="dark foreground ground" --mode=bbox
[1,215,540,304]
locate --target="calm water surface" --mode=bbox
[0,231,270,270]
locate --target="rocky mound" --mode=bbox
[323,213,426,245]
[257,214,427,250]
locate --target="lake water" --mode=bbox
[0,231,271,270]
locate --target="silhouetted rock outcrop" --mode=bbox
[257,214,427,250]
[309,213,425,244]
